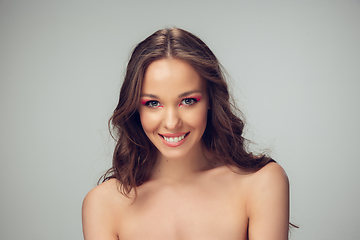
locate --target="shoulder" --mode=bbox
[249,162,289,189]
[246,162,289,209]
[82,179,128,240]
[83,178,124,209]
[215,162,288,189]
[245,162,290,239]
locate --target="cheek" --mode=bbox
[139,110,159,134]
[183,107,208,130]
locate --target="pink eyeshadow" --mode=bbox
[189,95,202,101]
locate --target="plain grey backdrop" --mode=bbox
[1,0,359,239]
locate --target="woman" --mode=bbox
[82,28,290,240]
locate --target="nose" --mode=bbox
[163,107,182,130]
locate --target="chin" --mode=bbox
[156,140,204,161]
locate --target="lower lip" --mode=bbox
[159,133,189,147]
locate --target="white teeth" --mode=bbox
[163,134,187,143]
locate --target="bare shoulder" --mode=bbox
[250,162,289,187]
[83,178,127,210]
[246,162,290,240]
[85,178,122,198]
[213,162,288,190]
[246,162,289,205]
[82,179,128,240]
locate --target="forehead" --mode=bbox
[142,59,206,96]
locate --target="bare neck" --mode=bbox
[149,145,216,183]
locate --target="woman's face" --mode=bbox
[138,58,209,160]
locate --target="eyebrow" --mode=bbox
[140,93,158,98]
[141,90,203,99]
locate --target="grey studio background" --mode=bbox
[1,0,359,239]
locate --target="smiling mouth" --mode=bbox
[159,132,189,143]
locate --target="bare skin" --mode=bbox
[82,59,289,240]
[82,162,289,240]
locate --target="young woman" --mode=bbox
[82,28,290,240]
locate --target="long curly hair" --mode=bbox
[99,28,273,196]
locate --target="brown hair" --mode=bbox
[99,27,273,195]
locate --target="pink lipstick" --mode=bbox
[158,132,189,147]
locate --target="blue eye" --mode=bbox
[145,100,161,108]
[180,98,197,106]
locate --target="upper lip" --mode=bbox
[159,132,189,138]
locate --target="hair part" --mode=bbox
[99,28,273,196]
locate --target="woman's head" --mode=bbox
[104,28,270,194]
[113,28,235,155]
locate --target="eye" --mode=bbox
[180,98,198,106]
[143,100,162,108]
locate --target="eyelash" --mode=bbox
[141,97,200,108]
[143,100,162,108]
[179,98,198,106]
